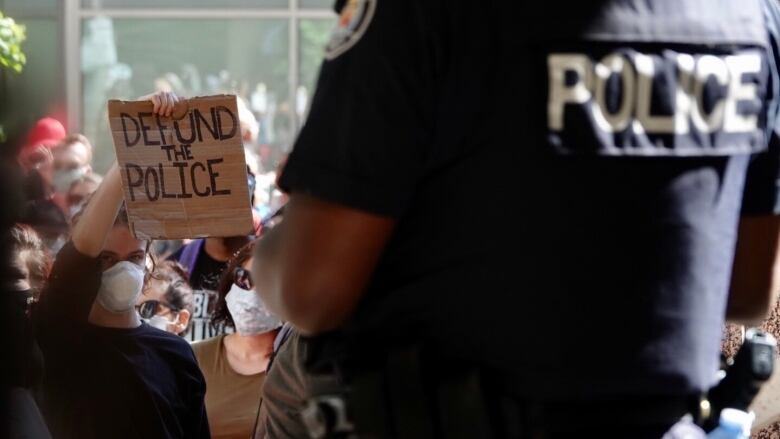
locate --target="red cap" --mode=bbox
[24,117,66,150]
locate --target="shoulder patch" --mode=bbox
[324,0,377,60]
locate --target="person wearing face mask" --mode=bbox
[50,134,93,213]
[170,235,252,341]
[136,261,194,336]
[192,241,282,439]
[4,225,50,439]
[34,92,210,439]
[170,202,262,342]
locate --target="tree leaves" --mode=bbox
[0,12,26,74]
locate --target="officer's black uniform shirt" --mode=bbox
[279,0,780,400]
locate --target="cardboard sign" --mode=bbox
[108,94,253,240]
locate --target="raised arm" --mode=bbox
[71,162,124,257]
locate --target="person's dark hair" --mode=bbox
[146,261,194,335]
[211,240,258,330]
[148,261,193,313]
[10,224,52,300]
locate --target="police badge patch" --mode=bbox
[325,0,377,60]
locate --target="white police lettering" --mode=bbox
[593,54,635,133]
[691,55,728,133]
[548,54,592,130]
[548,51,762,135]
[635,53,676,134]
[724,54,762,133]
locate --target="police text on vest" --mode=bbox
[548,51,762,135]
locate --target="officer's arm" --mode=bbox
[727,216,780,325]
[252,194,395,335]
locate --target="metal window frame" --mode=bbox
[64,0,334,136]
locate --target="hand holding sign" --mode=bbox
[108,93,253,240]
[137,91,186,118]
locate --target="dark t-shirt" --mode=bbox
[279,0,780,400]
[171,242,229,342]
[34,243,210,438]
[171,244,227,291]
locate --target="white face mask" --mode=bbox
[53,167,88,193]
[144,314,175,332]
[96,261,145,313]
[225,284,282,336]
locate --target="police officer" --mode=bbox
[253,0,780,437]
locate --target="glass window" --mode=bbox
[300,0,334,9]
[3,0,59,17]
[81,0,288,9]
[298,19,335,115]
[81,17,291,173]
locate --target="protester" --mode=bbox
[34,92,209,438]
[18,118,66,204]
[17,117,66,174]
[193,240,281,439]
[51,134,93,212]
[171,204,262,342]
[65,172,102,220]
[136,260,194,336]
[4,226,50,439]
[238,97,261,173]
[7,225,46,386]
[10,224,51,302]
[171,236,250,341]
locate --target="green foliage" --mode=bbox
[0,11,26,73]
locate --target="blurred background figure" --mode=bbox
[10,224,51,303]
[65,172,102,221]
[193,241,281,439]
[5,224,50,438]
[136,261,194,336]
[50,134,93,212]
[238,97,260,169]
[18,117,66,203]
[17,117,65,174]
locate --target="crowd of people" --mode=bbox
[5,95,304,438]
